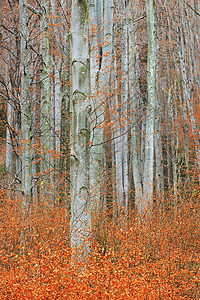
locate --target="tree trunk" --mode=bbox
[118,0,128,210]
[70,0,91,257]
[19,0,32,204]
[130,40,143,215]
[0,0,1,43]
[143,0,157,213]
[40,0,52,202]
[6,98,14,191]
[89,0,103,213]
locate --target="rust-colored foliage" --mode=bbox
[0,190,199,299]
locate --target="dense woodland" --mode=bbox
[0,0,199,299]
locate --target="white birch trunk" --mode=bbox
[70,0,91,257]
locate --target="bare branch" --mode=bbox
[186,2,200,17]
[27,4,42,17]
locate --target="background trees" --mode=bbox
[0,0,199,254]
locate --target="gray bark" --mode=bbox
[101,0,114,210]
[129,36,143,215]
[40,0,52,202]
[117,0,129,210]
[89,0,103,212]
[0,0,1,43]
[130,0,157,215]
[6,99,14,185]
[155,98,164,200]
[31,83,37,201]
[143,0,157,212]
[177,1,200,184]
[70,0,91,257]
[19,0,32,203]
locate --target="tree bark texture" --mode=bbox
[70,0,91,257]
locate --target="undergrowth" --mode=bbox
[0,190,199,299]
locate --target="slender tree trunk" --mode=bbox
[155,102,164,199]
[6,99,14,189]
[0,0,1,43]
[51,0,63,202]
[111,10,120,219]
[19,0,32,204]
[168,88,178,201]
[70,0,91,257]
[89,0,103,213]
[31,81,37,201]
[129,1,157,216]
[143,0,157,212]
[178,2,200,183]
[129,22,143,215]
[114,0,123,213]
[155,12,164,200]
[40,0,52,202]
[118,0,128,210]
[59,0,70,203]
[102,0,114,212]
[51,0,62,164]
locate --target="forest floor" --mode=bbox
[0,190,199,299]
